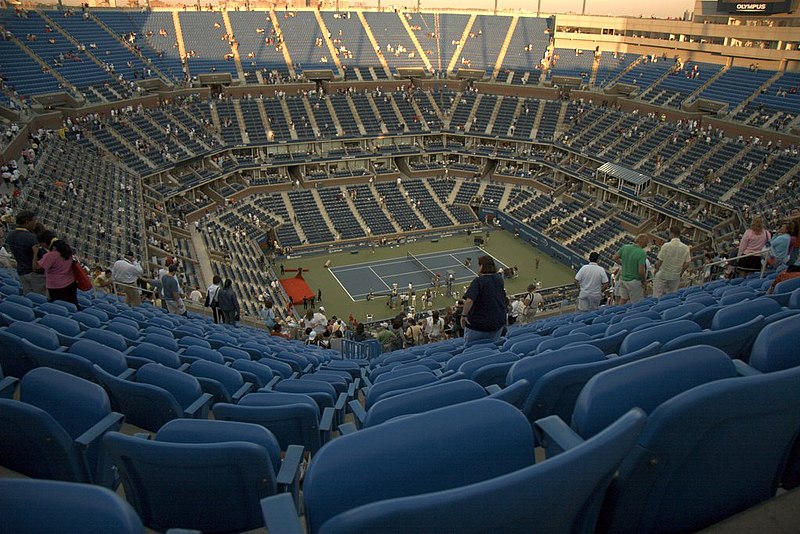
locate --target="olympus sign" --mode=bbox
[735,3,768,9]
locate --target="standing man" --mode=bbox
[653,226,691,298]
[317,288,322,303]
[160,264,186,315]
[112,250,144,307]
[613,234,649,304]
[574,251,609,311]
[4,209,46,295]
[522,283,543,321]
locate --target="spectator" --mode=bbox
[206,275,222,323]
[405,317,424,347]
[216,279,239,325]
[770,221,791,268]
[271,323,290,339]
[4,209,46,296]
[375,322,395,352]
[737,216,771,277]
[614,234,648,304]
[389,318,405,351]
[112,250,143,307]
[161,264,186,316]
[352,322,369,342]
[259,300,276,330]
[310,306,328,334]
[189,285,203,304]
[33,229,77,306]
[460,256,508,346]
[508,295,524,325]
[653,226,691,297]
[575,251,609,311]
[425,310,445,342]
[522,283,543,320]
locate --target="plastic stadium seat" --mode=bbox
[522,341,662,425]
[265,409,645,534]
[618,319,700,355]
[213,391,333,454]
[181,345,226,365]
[188,360,253,404]
[104,418,303,533]
[124,342,184,369]
[293,398,537,534]
[0,362,18,399]
[0,479,144,534]
[536,332,592,353]
[0,367,123,488]
[596,363,800,532]
[93,362,212,432]
[661,315,765,360]
[364,371,438,409]
[36,314,84,346]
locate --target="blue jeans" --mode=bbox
[463,326,503,347]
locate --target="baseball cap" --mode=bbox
[319,306,325,312]
[309,331,317,339]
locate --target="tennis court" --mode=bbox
[329,247,508,301]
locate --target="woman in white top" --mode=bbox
[426,310,445,342]
[206,275,222,324]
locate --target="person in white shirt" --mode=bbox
[111,251,143,307]
[653,226,691,298]
[509,295,525,325]
[425,310,445,342]
[310,306,328,334]
[189,286,203,304]
[574,251,609,312]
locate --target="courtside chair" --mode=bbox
[262,408,646,534]
[0,479,145,534]
[0,367,123,488]
[104,418,303,533]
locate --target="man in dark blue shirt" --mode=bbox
[4,209,46,296]
[461,255,508,345]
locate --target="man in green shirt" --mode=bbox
[613,234,649,304]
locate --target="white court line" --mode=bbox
[369,266,392,291]
[328,268,356,302]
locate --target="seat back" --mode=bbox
[523,342,662,425]
[748,314,800,373]
[600,364,800,533]
[536,333,592,353]
[93,365,183,433]
[662,315,765,360]
[0,479,144,534]
[82,328,128,352]
[364,371,438,409]
[68,339,129,376]
[182,345,225,365]
[189,359,246,400]
[214,391,322,453]
[72,310,104,330]
[573,346,737,439]
[712,297,782,330]
[507,344,605,393]
[364,379,487,427]
[38,314,82,338]
[126,342,182,369]
[136,363,204,411]
[303,398,536,534]
[9,321,61,351]
[0,328,36,378]
[104,430,276,532]
[106,322,141,342]
[0,300,36,323]
[618,320,699,355]
[318,409,646,534]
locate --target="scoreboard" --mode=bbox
[717,0,793,14]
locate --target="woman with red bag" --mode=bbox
[33,229,78,307]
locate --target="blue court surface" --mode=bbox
[329,247,508,302]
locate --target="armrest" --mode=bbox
[266,375,281,389]
[177,363,191,372]
[0,375,19,399]
[338,422,357,435]
[75,412,124,448]
[353,377,361,390]
[261,493,305,534]
[290,372,300,380]
[533,415,585,458]
[232,382,254,402]
[320,406,335,433]
[347,381,356,399]
[335,391,347,412]
[348,399,366,428]
[184,393,214,419]
[277,444,305,507]
[134,432,151,439]
[361,375,372,388]
[484,384,501,394]
[302,363,314,374]
[733,359,763,376]
[118,368,136,381]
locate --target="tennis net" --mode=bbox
[407,252,438,282]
